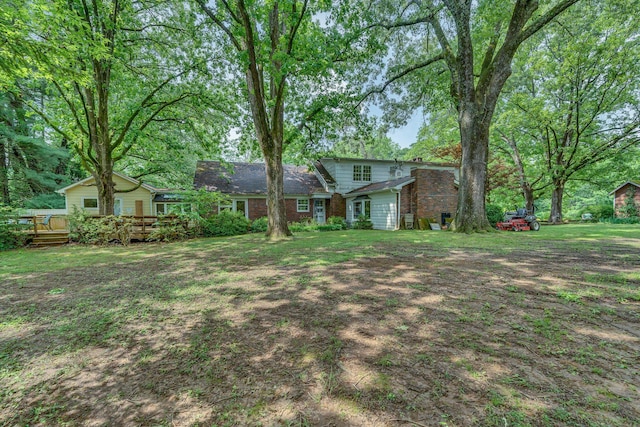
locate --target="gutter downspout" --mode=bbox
[392,189,401,230]
[397,191,401,230]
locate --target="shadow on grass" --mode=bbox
[1,231,639,425]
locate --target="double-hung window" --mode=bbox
[354,199,371,219]
[297,198,309,212]
[353,165,372,182]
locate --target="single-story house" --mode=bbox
[194,161,329,223]
[610,181,640,216]
[56,172,187,216]
[194,158,459,230]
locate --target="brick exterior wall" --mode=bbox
[614,184,640,216]
[286,199,314,222]
[411,168,458,224]
[246,198,317,222]
[400,185,412,215]
[328,193,346,219]
[247,198,268,220]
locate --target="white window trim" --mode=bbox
[81,197,99,210]
[353,199,371,220]
[353,164,372,182]
[157,202,192,215]
[218,199,249,218]
[234,199,249,218]
[297,198,310,212]
[218,203,233,212]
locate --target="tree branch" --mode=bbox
[112,92,196,161]
[518,0,580,45]
[195,0,242,51]
[357,52,445,108]
[286,0,308,55]
[111,67,194,151]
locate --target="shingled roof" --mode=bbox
[313,160,336,186]
[345,176,415,196]
[194,161,327,196]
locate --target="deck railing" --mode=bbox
[19,215,69,236]
[85,215,191,236]
[19,214,189,238]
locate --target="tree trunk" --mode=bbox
[95,144,115,216]
[452,105,492,233]
[264,154,291,238]
[244,52,291,239]
[96,168,115,216]
[549,181,565,224]
[523,185,535,213]
[0,139,9,205]
[502,133,535,212]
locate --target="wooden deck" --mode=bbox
[21,216,70,246]
[22,215,185,246]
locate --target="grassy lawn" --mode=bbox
[1,224,639,426]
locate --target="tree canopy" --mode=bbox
[2,0,639,230]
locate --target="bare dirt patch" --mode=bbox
[1,232,639,426]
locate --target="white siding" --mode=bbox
[322,159,411,193]
[370,193,397,230]
[346,192,398,231]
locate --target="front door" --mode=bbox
[314,199,326,224]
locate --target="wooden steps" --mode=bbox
[29,232,70,247]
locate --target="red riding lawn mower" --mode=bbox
[496,207,541,232]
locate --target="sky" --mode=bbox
[387,110,423,149]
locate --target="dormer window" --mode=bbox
[353,165,372,182]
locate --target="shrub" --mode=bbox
[589,204,614,220]
[147,216,190,242]
[601,216,640,224]
[288,222,305,232]
[288,218,348,233]
[68,207,95,243]
[317,224,344,231]
[486,204,504,226]
[0,205,30,251]
[574,204,612,222]
[298,216,314,225]
[619,187,639,218]
[250,216,268,233]
[327,216,347,230]
[353,214,373,230]
[68,208,134,245]
[201,210,250,237]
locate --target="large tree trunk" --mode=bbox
[434,0,578,232]
[245,68,292,239]
[549,181,565,224]
[96,162,115,216]
[264,154,291,238]
[523,185,535,213]
[452,105,492,232]
[0,139,9,205]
